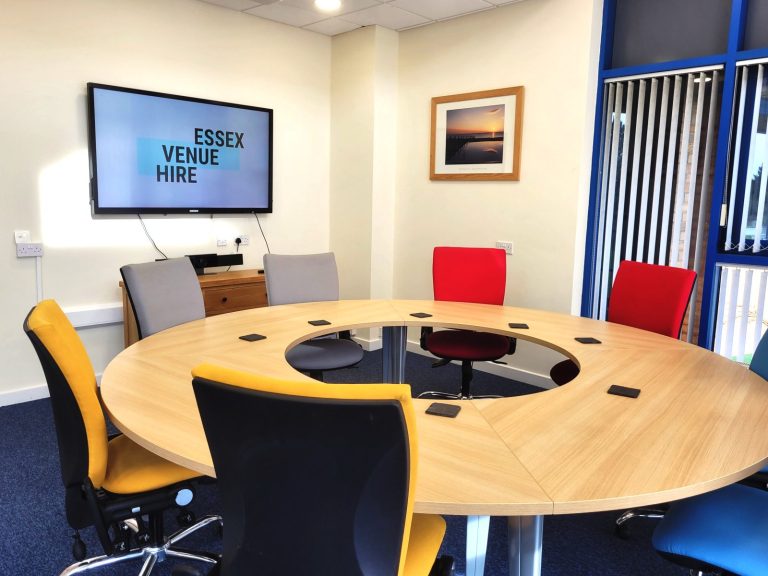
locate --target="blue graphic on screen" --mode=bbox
[92,87,271,211]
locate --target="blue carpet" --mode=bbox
[0,350,686,575]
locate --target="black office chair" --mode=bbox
[24,299,220,575]
[120,257,206,339]
[263,252,364,380]
[189,363,453,576]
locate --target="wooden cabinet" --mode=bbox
[120,269,266,347]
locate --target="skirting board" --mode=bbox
[352,335,556,390]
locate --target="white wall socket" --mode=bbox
[17,243,43,258]
[495,240,514,255]
[14,230,31,244]
[217,238,228,247]
[236,234,249,246]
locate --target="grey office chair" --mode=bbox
[120,257,206,339]
[263,253,364,380]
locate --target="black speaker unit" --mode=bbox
[186,253,244,275]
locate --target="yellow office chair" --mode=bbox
[24,300,220,575]
[189,363,454,576]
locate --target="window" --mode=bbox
[591,69,721,341]
[587,0,768,359]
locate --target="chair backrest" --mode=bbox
[23,300,108,529]
[191,363,416,576]
[263,252,340,306]
[432,246,506,305]
[120,257,205,339]
[607,260,697,339]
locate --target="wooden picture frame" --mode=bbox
[430,86,524,181]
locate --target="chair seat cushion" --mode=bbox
[102,434,200,494]
[403,514,446,576]
[426,330,509,361]
[286,338,364,372]
[652,483,768,576]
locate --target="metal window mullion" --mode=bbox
[681,73,707,268]
[659,76,683,266]
[714,266,729,355]
[670,76,695,267]
[625,80,647,261]
[724,268,742,359]
[613,82,635,277]
[637,78,659,263]
[739,64,765,251]
[726,67,748,250]
[648,77,671,265]
[599,83,625,319]
[593,84,616,318]
[736,268,754,362]
[690,71,721,342]
[753,270,768,353]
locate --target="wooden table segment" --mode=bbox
[101,299,768,518]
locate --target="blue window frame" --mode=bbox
[583,0,768,353]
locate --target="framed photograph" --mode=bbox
[430,86,524,181]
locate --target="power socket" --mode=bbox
[236,234,249,246]
[17,243,43,258]
[495,241,514,255]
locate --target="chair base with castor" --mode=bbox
[418,328,514,400]
[62,514,222,576]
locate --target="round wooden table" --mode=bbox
[100,299,768,576]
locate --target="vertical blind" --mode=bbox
[714,265,768,362]
[724,61,768,254]
[592,67,721,341]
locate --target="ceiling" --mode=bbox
[198,0,526,36]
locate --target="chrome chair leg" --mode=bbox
[59,514,222,576]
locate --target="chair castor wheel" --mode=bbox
[614,522,630,540]
[177,510,196,526]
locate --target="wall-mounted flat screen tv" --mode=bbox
[87,83,273,214]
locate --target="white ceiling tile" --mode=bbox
[340,4,430,29]
[244,3,325,26]
[197,0,262,10]
[389,0,493,21]
[303,17,363,35]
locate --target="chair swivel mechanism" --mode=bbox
[263,252,364,381]
[419,246,515,400]
[188,363,454,576]
[24,300,221,576]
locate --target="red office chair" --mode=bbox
[419,247,515,399]
[551,260,697,385]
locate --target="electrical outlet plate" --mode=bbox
[17,243,43,258]
[495,241,514,255]
[237,234,250,246]
[216,238,228,247]
[14,230,30,244]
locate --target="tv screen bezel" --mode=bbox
[87,82,273,215]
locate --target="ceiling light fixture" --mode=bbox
[314,0,341,12]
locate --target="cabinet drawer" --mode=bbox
[204,285,267,316]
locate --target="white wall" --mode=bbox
[0,0,332,401]
[1,0,603,401]
[393,0,601,377]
